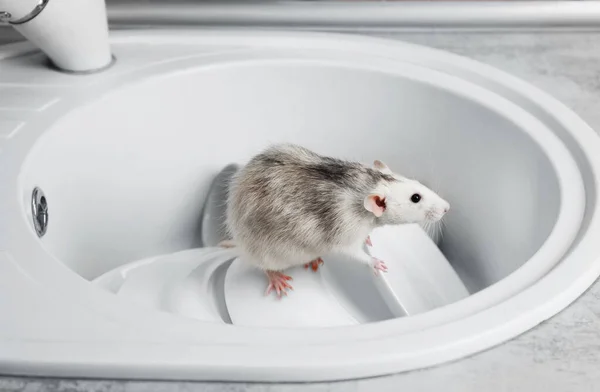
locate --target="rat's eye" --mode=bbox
[410,194,421,203]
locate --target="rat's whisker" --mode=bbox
[424,221,432,236]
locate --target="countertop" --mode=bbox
[2,27,600,391]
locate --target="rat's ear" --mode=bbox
[373,160,393,175]
[364,193,387,217]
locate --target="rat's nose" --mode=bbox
[443,202,450,214]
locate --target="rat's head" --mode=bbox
[363,160,450,225]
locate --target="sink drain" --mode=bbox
[31,187,48,237]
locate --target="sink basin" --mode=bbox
[0,29,599,382]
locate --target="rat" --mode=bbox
[223,143,450,297]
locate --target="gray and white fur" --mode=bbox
[225,143,449,272]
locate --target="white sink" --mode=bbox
[0,29,599,382]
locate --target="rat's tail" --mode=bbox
[218,239,237,249]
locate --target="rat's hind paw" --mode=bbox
[304,257,324,272]
[371,258,388,275]
[265,270,294,298]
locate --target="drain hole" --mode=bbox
[31,187,48,237]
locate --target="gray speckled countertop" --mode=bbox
[3,27,600,391]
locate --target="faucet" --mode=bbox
[0,0,113,73]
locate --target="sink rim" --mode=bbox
[0,29,598,382]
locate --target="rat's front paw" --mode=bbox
[371,258,388,275]
[304,257,324,272]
